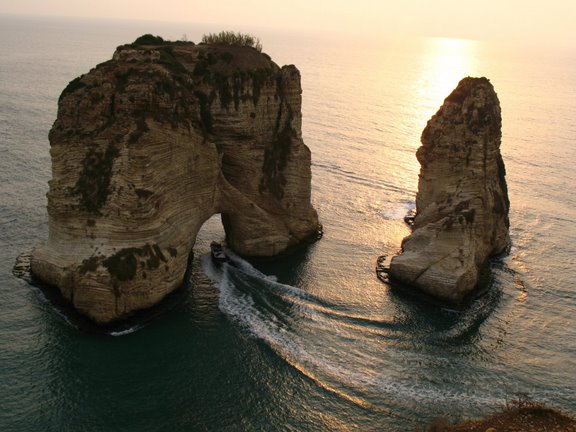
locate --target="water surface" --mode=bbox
[1,15,575,431]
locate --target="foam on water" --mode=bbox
[379,201,416,220]
[107,326,143,337]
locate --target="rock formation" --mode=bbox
[388,77,510,305]
[30,36,320,324]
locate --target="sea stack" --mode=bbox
[30,35,319,324]
[388,77,510,305]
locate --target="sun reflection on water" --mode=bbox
[415,37,482,123]
[369,37,482,203]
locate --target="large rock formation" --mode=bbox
[30,36,319,324]
[388,77,510,305]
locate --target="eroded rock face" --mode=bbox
[31,39,319,323]
[388,77,510,304]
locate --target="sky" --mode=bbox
[1,0,575,49]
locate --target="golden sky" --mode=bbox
[2,0,575,49]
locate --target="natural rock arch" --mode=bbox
[30,38,319,324]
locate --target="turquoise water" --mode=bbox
[1,15,575,431]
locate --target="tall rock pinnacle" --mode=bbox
[388,77,510,304]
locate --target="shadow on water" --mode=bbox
[247,240,317,288]
[31,279,261,432]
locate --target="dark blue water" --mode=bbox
[1,15,575,431]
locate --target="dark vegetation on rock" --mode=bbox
[201,30,263,52]
[103,244,167,282]
[75,143,119,213]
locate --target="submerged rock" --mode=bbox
[388,77,510,305]
[30,36,319,324]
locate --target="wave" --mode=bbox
[108,325,144,337]
[379,201,415,220]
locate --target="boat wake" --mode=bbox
[201,252,510,416]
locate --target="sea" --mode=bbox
[1,14,575,431]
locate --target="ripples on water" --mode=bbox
[1,15,575,431]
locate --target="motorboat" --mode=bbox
[210,241,230,264]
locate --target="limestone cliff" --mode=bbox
[388,77,510,305]
[30,36,319,324]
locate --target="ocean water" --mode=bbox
[1,15,575,431]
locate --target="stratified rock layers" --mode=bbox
[388,77,510,304]
[31,40,319,323]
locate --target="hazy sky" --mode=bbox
[1,0,575,48]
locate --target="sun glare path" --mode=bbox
[416,37,481,123]
[374,37,481,193]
